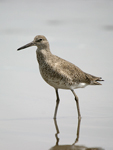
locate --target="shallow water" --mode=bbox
[0,0,113,150]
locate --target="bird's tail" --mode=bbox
[85,73,104,85]
[92,77,104,85]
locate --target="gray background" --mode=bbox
[0,0,113,150]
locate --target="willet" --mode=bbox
[17,35,104,119]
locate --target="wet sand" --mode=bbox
[0,0,113,149]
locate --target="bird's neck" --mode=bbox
[36,46,52,65]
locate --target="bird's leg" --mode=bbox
[71,89,81,119]
[54,119,60,145]
[54,89,60,119]
[72,117,81,145]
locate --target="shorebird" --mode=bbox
[17,35,104,119]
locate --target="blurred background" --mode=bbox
[0,0,113,150]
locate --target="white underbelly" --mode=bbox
[70,82,87,89]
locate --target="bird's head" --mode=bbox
[17,35,49,51]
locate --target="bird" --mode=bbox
[17,35,104,119]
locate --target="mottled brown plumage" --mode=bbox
[17,35,104,118]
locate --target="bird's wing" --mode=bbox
[51,55,90,83]
[51,55,104,85]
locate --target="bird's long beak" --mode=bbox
[17,42,34,51]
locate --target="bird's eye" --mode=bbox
[38,39,42,42]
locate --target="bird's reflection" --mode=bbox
[49,118,104,150]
